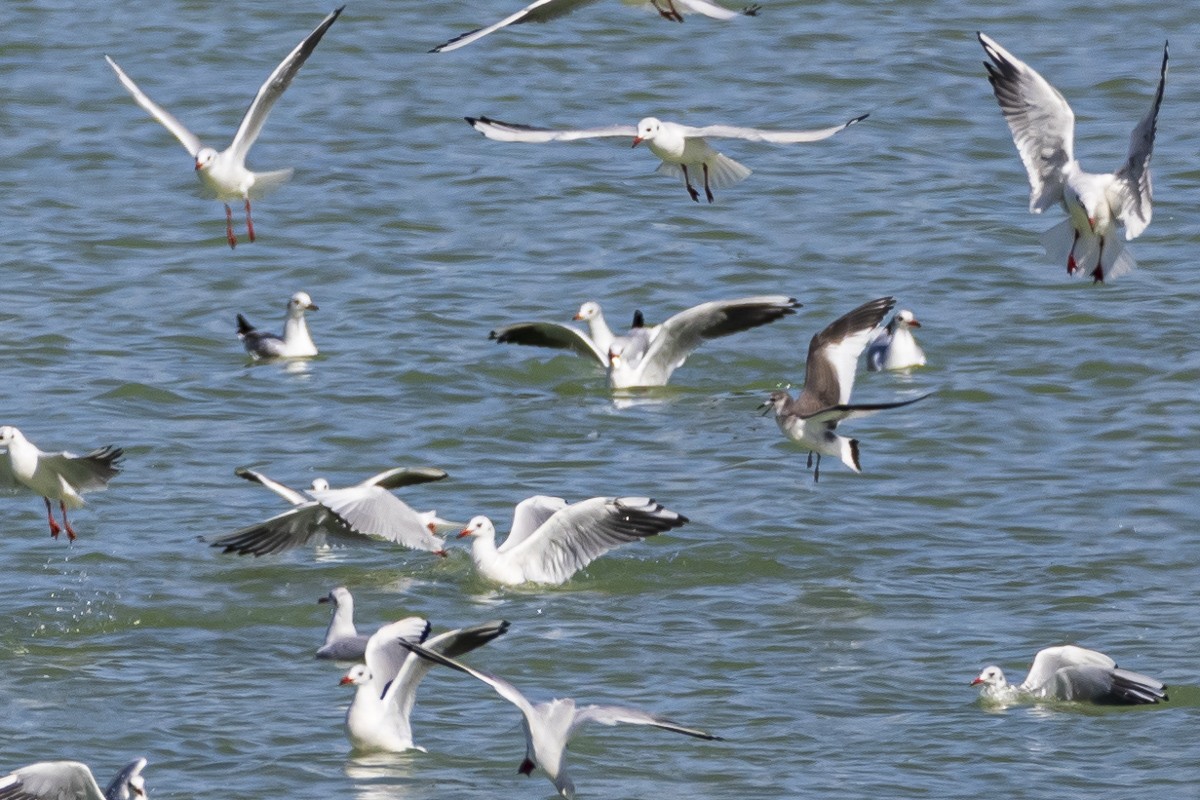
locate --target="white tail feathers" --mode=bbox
[1039,219,1138,283]
[248,167,296,199]
[840,437,862,473]
[656,153,752,190]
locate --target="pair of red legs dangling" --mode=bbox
[1068,228,1106,283]
[222,198,256,249]
[43,497,77,541]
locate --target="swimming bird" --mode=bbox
[459,495,687,585]
[492,296,800,388]
[210,465,450,557]
[866,309,926,371]
[0,426,123,541]
[398,639,722,798]
[316,586,371,662]
[340,617,510,752]
[971,645,1167,705]
[236,292,319,360]
[0,757,147,800]
[978,32,1167,283]
[466,114,867,202]
[759,297,929,481]
[431,0,757,53]
[105,7,343,247]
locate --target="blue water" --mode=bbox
[3,0,1200,798]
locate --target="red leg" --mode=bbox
[666,0,684,21]
[681,165,700,202]
[702,163,714,203]
[59,501,77,542]
[1067,229,1079,275]
[44,497,62,539]
[224,204,238,249]
[244,198,256,243]
[1091,237,1105,283]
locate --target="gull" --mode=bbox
[459,495,688,586]
[0,426,123,541]
[431,0,759,53]
[0,758,147,800]
[105,7,343,248]
[316,586,371,662]
[491,296,800,388]
[210,465,450,557]
[398,639,722,799]
[866,309,926,371]
[466,113,868,202]
[979,32,1167,283]
[340,617,510,752]
[971,645,1167,705]
[237,291,319,360]
[759,297,929,481]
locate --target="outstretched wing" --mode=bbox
[208,503,343,556]
[490,322,608,366]
[104,56,203,157]
[1023,645,1116,691]
[0,761,106,800]
[364,617,432,699]
[800,394,931,424]
[360,466,449,490]
[229,6,343,160]
[40,447,124,494]
[683,113,868,143]
[389,620,511,719]
[503,495,570,551]
[235,466,308,506]
[1111,41,1168,240]
[397,638,537,720]
[431,0,600,53]
[466,116,636,143]
[572,704,723,740]
[797,297,895,414]
[309,485,445,552]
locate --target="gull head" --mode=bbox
[971,665,1008,692]
[311,478,331,491]
[632,117,662,148]
[340,664,371,686]
[895,309,920,329]
[288,291,319,314]
[574,301,601,321]
[458,516,495,540]
[759,390,791,417]
[195,147,219,172]
[127,774,147,799]
[0,425,21,447]
[319,586,351,607]
[608,341,625,368]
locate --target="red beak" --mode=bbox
[631,136,643,148]
[908,320,922,328]
[457,528,471,539]
[194,161,203,171]
[339,676,354,685]
[969,677,983,686]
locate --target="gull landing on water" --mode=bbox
[237,292,319,360]
[0,426,123,541]
[0,758,147,800]
[466,114,867,202]
[431,0,759,53]
[971,645,1167,706]
[397,639,722,799]
[759,297,929,481]
[105,8,343,248]
[979,33,1167,283]
[866,309,926,371]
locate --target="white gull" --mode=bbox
[237,291,319,360]
[971,645,1167,705]
[0,758,147,800]
[866,309,926,371]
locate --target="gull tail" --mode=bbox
[656,153,751,190]
[842,437,861,473]
[1040,220,1137,283]
[248,167,295,199]
[236,314,256,339]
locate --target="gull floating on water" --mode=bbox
[978,32,1167,283]
[431,0,758,53]
[341,616,510,752]
[971,645,1167,705]
[399,638,722,798]
[0,426,123,541]
[866,309,926,371]
[316,586,372,662]
[759,297,929,481]
[237,291,319,360]
[459,495,687,585]
[210,465,450,557]
[492,296,800,388]
[105,7,343,248]
[0,758,147,800]
[466,114,867,202]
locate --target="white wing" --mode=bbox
[671,0,743,20]
[359,466,449,490]
[681,113,868,143]
[397,639,538,720]
[228,6,343,161]
[1111,41,1168,240]
[209,502,343,556]
[467,116,636,143]
[104,55,202,157]
[490,322,608,366]
[503,495,570,551]
[431,0,600,53]
[1022,645,1115,691]
[0,761,106,800]
[364,618,432,699]
[571,704,721,740]
[309,485,445,552]
[978,32,1074,213]
[500,496,687,584]
[234,466,308,506]
[38,447,124,495]
[388,620,511,722]
[797,297,895,413]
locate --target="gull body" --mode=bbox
[237,292,319,360]
[340,617,509,752]
[105,8,343,247]
[211,466,450,556]
[492,296,800,388]
[466,113,867,202]
[459,495,688,586]
[316,586,371,662]
[867,309,926,371]
[399,639,722,798]
[972,645,1167,706]
[431,0,756,53]
[0,758,147,800]
[978,32,1167,283]
[0,426,123,540]
[759,297,929,481]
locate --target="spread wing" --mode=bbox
[682,113,868,143]
[234,466,308,506]
[209,502,345,556]
[39,447,124,494]
[397,639,537,720]
[101,758,147,800]
[800,394,930,424]
[364,618,432,699]
[490,322,608,366]
[389,620,511,719]
[0,761,105,800]
[104,55,203,157]
[431,0,600,53]
[796,297,894,415]
[229,6,343,161]
[978,32,1074,213]
[309,485,445,552]
[1022,645,1116,691]
[572,704,722,740]
[360,466,449,490]
[1111,41,1168,240]
[503,495,570,551]
[466,116,636,143]
[671,0,744,19]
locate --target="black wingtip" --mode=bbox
[849,439,861,472]
[236,314,255,336]
[632,310,645,328]
[848,112,870,126]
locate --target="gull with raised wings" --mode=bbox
[0,758,147,800]
[971,645,1166,706]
